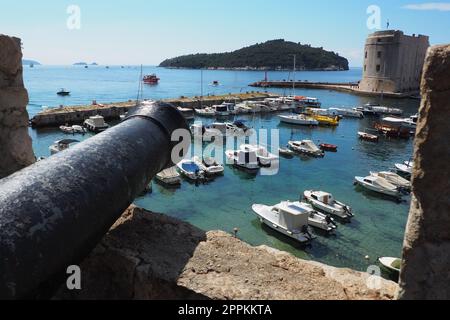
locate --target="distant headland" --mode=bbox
[159,39,349,71]
[22,59,41,66]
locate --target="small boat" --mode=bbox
[251,202,314,244]
[49,139,79,155]
[288,140,324,158]
[212,104,230,117]
[57,88,70,96]
[156,167,182,186]
[311,114,340,126]
[279,147,295,158]
[328,108,364,119]
[191,121,253,142]
[143,74,160,84]
[382,116,417,130]
[355,103,403,116]
[240,144,279,167]
[304,191,353,219]
[59,125,75,134]
[177,159,205,181]
[294,96,322,108]
[301,202,337,232]
[84,115,109,133]
[358,131,379,142]
[192,156,224,177]
[378,257,401,273]
[195,107,216,117]
[395,163,413,175]
[279,114,319,126]
[225,149,260,173]
[212,80,219,86]
[319,143,338,152]
[370,171,411,191]
[374,122,411,139]
[177,107,195,121]
[354,176,402,198]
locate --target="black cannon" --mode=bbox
[0,101,189,299]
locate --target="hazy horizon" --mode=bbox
[2,0,450,67]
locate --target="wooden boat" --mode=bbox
[358,131,379,142]
[143,74,160,84]
[319,143,338,152]
[374,122,411,139]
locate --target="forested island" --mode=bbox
[159,39,349,71]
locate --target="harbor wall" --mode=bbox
[55,205,398,300]
[30,92,278,128]
[398,44,450,300]
[0,35,35,179]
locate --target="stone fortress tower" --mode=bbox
[359,30,429,94]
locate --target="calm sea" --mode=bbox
[24,65,419,276]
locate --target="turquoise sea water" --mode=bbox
[25,66,418,274]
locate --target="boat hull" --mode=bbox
[354,177,401,198]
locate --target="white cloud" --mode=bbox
[403,2,450,11]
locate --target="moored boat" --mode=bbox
[279,114,319,126]
[240,144,279,167]
[303,190,353,219]
[177,159,205,181]
[328,108,364,119]
[319,143,338,152]
[358,131,379,142]
[225,149,260,173]
[311,114,340,126]
[395,163,413,175]
[49,139,79,155]
[156,167,182,186]
[378,257,401,273]
[370,171,411,191]
[195,107,216,117]
[288,140,324,157]
[83,115,109,133]
[251,202,313,244]
[279,147,295,158]
[354,176,403,199]
[192,156,224,176]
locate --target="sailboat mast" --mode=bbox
[293,54,296,96]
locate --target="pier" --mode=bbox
[249,81,418,99]
[30,92,279,128]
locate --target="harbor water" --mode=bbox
[25,65,418,274]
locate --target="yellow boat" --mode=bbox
[312,115,340,126]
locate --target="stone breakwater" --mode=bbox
[0,35,35,179]
[56,205,398,300]
[30,92,279,128]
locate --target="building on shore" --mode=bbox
[359,30,429,95]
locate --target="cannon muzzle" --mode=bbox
[0,101,188,299]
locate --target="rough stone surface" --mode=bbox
[398,45,450,300]
[0,35,35,178]
[56,206,397,300]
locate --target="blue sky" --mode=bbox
[1,0,449,66]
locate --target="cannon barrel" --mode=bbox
[0,102,188,299]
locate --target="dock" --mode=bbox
[30,91,279,128]
[249,81,418,99]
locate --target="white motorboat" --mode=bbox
[304,190,354,219]
[279,147,295,157]
[225,149,260,173]
[251,202,313,244]
[195,107,216,117]
[328,108,364,119]
[156,167,182,186]
[72,125,87,134]
[49,139,79,155]
[378,257,401,273]
[84,115,109,133]
[395,161,414,175]
[234,103,252,114]
[192,156,224,176]
[191,121,253,142]
[212,104,229,117]
[240,144,279,167]
[354,176,402,198]
[301,202,337,232]
[288,140,324,157]
[355,103,403,116]
[382,117,416,129]
[370,171,411,191]
[279,114,319,126]
[177,159,205,180]
[59,125,75,134]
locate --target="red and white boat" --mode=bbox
[143,74,160,84]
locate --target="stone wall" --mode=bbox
[56,206,397,300]
[398,45,450,300]
[0,35,35,178]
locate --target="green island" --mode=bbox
[159,39,349,71]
